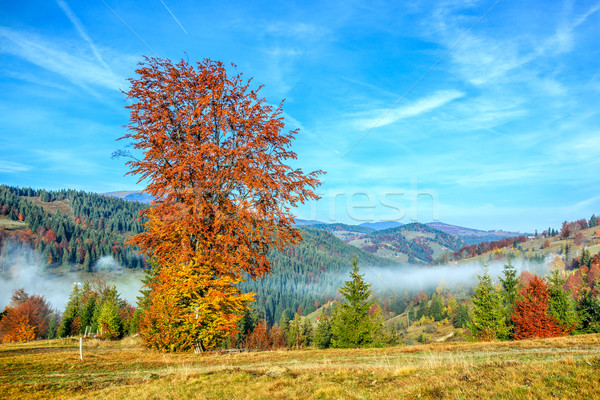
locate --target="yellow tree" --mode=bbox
[120,57,322,351]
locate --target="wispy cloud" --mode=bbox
[0,161,32,173]
[0,27,125,93]
[351,90,464,130]
[55,0,112,73]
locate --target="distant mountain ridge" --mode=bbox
[102,191,153,204]
[426,222,523,245]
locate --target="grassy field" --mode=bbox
[2,335,600,399]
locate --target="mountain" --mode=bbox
[293,219,327,226]
[359,221,403,230]
[347,222,465,263]
[0,185,399,325]
[240,227,401,323]
[102,190,153,204]
[426,222,522,245]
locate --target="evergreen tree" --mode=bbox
[547,269,578,333]
[453,303,470,328]
[580,248,591,268]
[468,266,509,341]
[58,283,82,337]
[430,294,444,322]
[499,258,520,337]
[314,314,332,349]
[46,311,61,339]
[575,289,600,333]
[330,256,382,348]
[287,313,302,348]
[278,309,290,341]
[299,318,313,347]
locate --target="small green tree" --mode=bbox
[287,313,302,348]
[299,318,313,347]
[96,286,124,339]
[58,283,82,337]
[330,257,382,348]
[469,266,509,341]
[499,259,520,312]
[430,294,444,322]
[313,314,332,349]
[453,303,470,328]
[547,270,578,333]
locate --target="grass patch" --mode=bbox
[2,334,600,399]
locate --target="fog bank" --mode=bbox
[0,241,144,311]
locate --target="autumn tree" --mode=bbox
[120,57,322,351]
[511,275,567,339]
[0,289,53,343]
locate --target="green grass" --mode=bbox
[2,334,600,399]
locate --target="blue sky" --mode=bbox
[1,0,599,232]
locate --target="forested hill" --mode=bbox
[240,227,401,324]
[0,185,399,324]
[0,185,147,270]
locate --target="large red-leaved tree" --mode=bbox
[511,276,567,340]
[120,57,322,351]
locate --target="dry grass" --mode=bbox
[2,334,600,399]
[0,217,27,231]
[25,196,74,218]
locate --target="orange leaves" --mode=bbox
[511,276,567,340]
[0,289,52,343]
[123,57,322,351]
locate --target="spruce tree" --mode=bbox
[314,314,332,349]
[469,265,509,341]
[330,256,382,348]
[499,258,520,335]
[453,303,470,328]
[430,294,444,322]
[547,269,578,332]
[58,283,82,337]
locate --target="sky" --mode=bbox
[1,0,599,232]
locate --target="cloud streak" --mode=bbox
[0,27,125,93]
[352,90,465,130]
[0,161,32,173]
[56,0,112,73]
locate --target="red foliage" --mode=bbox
[511,276,568,340]
[454,236,527,259]
[244,321,271,350]
[519,271,535,287]
[125,58,322,351]
[0,289,53,343]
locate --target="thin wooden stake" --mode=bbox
[79,337,83,361]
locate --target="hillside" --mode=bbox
[427,222,523,245]
[240,227,401,324]
[0,185,399,323]
[453,219,600,265]
[102,190,153,204]
[0,185,147,272]
[347,222,465,263]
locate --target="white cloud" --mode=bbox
[56,0,112,72]
[0,161,32,173]
[0,27,126,93]
[351,89,464,130]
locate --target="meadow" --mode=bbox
[2,334,600,399]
